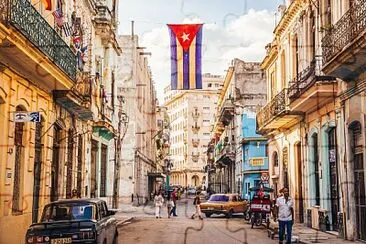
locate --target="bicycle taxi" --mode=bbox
[247,185,274,229]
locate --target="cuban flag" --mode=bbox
[167,24,203,90]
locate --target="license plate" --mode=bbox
[51,238,72,244]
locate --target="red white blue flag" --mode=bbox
[167,24,203,90]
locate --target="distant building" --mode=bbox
[116,35,157,204]
[164,73,222,188]
[210,59,266,195]
[241,112,268,199]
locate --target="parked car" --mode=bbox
[25,198,118,244]
[200,193,248,218]
[187,187,197,195]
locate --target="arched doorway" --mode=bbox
[191,175,199,187]
[349,121,365,240]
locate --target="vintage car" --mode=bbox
[200,194,248,218]
[25,199,118,244]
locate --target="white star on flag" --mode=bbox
[181,32,190,42]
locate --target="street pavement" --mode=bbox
[114,197,356,244]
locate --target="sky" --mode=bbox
[117,0,282,104]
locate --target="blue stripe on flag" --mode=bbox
[183,51,189,89]
[169,29,177,90]
[195,27,202,89]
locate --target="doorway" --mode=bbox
[328,128,339,231]
[51,126,61,202]
[349,121,365,240]
[295,142,304,223]
[90,140,98,198]
[32,119,43,223]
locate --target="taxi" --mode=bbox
[200,193,248,218]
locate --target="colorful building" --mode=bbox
[241,112,268,199]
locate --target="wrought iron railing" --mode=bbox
[256,88,288,130]
[0,0,76,81]
[288,60,316,100]
[322,0,366,64]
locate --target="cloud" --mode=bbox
[140,9,274,104]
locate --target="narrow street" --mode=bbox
[118,216,275,244]
[116,197,275,244]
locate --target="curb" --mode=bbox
[116,216,134,227]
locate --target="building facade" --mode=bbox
[117,35,157,205]
[257,0,366,241]
[0,0,121,242]
[164,74,222,189]
[241,112,269,199]
[210,59,266,195]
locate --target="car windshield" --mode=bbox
[209,195,229,202]
[41,203,96,222]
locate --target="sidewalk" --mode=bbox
[268,221,356,243]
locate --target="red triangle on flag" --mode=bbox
[168,24,203,51]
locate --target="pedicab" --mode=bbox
[248,185,274,229]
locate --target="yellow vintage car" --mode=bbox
[200,194,248,218]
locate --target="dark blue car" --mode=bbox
[25,199,118,244]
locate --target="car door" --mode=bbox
[237,195,245,212]
[97,202,108,244]
[102,201,115,244]
[231,195,239,213]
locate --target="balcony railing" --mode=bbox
[256,88,288,130]
[288,60,316,100]
[0,0,76,81]
[322,0,366,64]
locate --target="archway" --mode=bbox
[191,175,199,187]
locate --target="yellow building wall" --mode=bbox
[0,68,54,244]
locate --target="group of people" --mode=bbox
[154,188,203,220]
[153,188,178,218]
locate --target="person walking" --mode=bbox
[275,187,294,244]
[170,188,178,217]
[166,194,174,218]
[154,192,164,219]
[191,193,203,220]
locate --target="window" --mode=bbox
[203,133,210,136]
[203,119,210,123]
[100,144,108,197]
[203,107,209,110]
[208,83,212,87]
[66,129,74,199]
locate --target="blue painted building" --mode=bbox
[241,112,269,200]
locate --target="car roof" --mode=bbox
[46,198,104,205]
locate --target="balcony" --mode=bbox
[53,73,94,121]
[192,125,200,133]
[288,60,337,112]
[256,88,302,134]
[93,101,115,140]
[322,0,366,81]
[192,153,200,162]
[218,99,234,126]
[0,0,76,88]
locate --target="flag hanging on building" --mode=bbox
[42,0,52,11]
[52,8,64,27]
[167,24,203,90]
